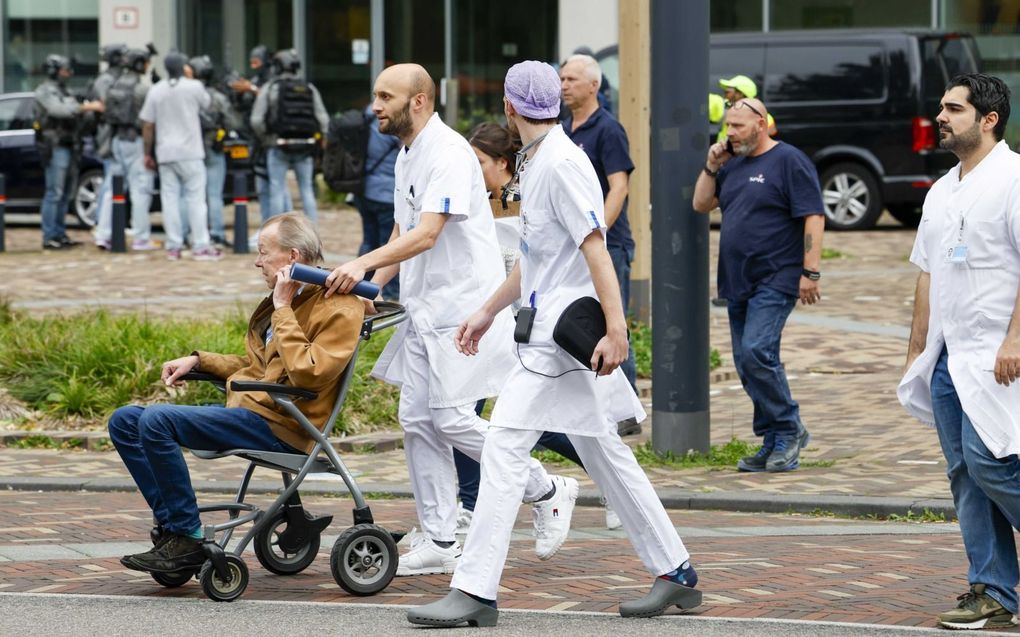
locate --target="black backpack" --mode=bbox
[105,73,140,127]
[322,109,372,194]
[267,78,320,139]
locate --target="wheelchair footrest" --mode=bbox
[276,506,333,554]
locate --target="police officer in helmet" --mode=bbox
[33,54,104,250]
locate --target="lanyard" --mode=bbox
[501,130,549,209]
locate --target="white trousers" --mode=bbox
[450,426,690,601]
[399,327,552,543]
[158,159,210,251]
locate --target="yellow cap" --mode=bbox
[708,93,725,123]
[719,75,758,99]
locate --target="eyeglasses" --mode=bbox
[735,101,764,118]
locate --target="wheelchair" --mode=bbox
[146,301,406,602]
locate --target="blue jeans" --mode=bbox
[95,136,154,243]
[727,285,800,438]
[205,152,227,241]
[159,159,209,251]
[355,196,399,299]
[41,145,72,242]
[931,346,1020,613]
[108,404,299,536]
[267,148,316,223]
[608,244,637,393]
[453,401,584,512]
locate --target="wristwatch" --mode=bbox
[802,268,821,281]
[703,164,719,178]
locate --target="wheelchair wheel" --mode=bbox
[329,524,397,596]
[199,555,248,602]
[254,510,321,575]
[151,570,195,588]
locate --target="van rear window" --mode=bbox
[764,44,885,103]
[922,36,980,111]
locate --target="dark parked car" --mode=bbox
[0,91,256,228]
[596,30,982,230]
[0,91,104,227]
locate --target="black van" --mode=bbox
[596,30,982,230]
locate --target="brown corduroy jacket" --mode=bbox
[194,287,365,453]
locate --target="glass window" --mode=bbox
[712,0,763,32]
[709,44,766,93]
[306,0,372,113]
[245,0,293,57]
[4,0,99,93]
[764,43,885,103]
[0,95,31,130]
[178,1,224,69]
[770,0,930,29]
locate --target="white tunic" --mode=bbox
[371,113,515,408]
[897,140,1020,458]
[490,125,645,436]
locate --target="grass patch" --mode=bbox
[803,507,951,523]
[9,434,60,449]
[633,438,833,471]
[822,247,848,260]
[631,319,722,379]
[0,306,399,435]
[888,508,947,523]
[531,448,574,466]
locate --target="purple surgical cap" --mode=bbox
[504,61,561,119]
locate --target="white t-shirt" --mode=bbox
[489,124,644,436]
[370,113,515,408]
[898,140,1020,457]
[139,77,211,163]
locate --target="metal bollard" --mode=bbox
[232,172,249,254]
[111,175,127,253]
[0,173,6,253]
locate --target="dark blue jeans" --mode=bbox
[608,243,638,393]
[108,404,299,536]
[453,399,585,511]
[727,285,800,438]
[356,196,399,300]
[931,346,1019,613]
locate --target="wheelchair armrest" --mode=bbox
[229,380,318,401]
[362,301,407,337]
[181,372,226,383]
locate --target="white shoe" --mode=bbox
[605,502,623,530]
[531,475,578,560]
[395,534,461,577]
[455,503,473,535]
[396,526,423,548]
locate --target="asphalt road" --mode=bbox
[4,593,1016,637]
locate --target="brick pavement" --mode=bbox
[0,490,1000,630]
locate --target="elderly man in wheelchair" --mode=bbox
[109,212,365,577]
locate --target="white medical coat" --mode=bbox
[371,113,515,408]
[490,125,645,436]
[898,140,1020,458]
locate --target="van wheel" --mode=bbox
[820,163,882,231]
[72,169,105,228]
[887,204,922,228]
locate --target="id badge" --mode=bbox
[946,244,968,264]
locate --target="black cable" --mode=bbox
[516,342,597,379]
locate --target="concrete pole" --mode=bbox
[650,0,711,455]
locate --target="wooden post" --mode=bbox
[618,0,652,322]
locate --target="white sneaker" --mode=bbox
[531,475,578,560]
[455,503,473,535]
[395,533,461,577]
[605,503,623,530]
[396,526,423,548]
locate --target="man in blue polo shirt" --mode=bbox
[693,98,823,473]
[561,53,640,437]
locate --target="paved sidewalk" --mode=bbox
[0,212,952,518]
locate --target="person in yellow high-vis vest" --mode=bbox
[716,75,776,142]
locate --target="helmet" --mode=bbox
[249,44,269,67]
[43,54,71,80]
[124,48,151,74]
[188,55,214,83]
[272,48,301,75]
[100,43,128,68]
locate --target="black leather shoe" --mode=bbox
[122,534,206,573]
[42,239,67,250]
[58,235,81,247]
[617,418,642,437]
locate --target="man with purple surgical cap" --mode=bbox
[407,60,701,628]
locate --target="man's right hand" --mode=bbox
[162,355,200,386]
[706,141,732,172]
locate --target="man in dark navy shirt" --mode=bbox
[561,53,640,437]
[693,97,824,473]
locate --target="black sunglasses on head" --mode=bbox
[735,101,764,118]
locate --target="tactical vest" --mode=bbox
[267,79,320,140]
[105,72,141,129]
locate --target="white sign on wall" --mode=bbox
[113,7,139,29]
[352,39,370,65]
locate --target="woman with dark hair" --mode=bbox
[449,122,621,533]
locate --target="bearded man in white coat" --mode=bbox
[406,61,702,628]
[899,73,1020,631]
[325,64,576,577]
